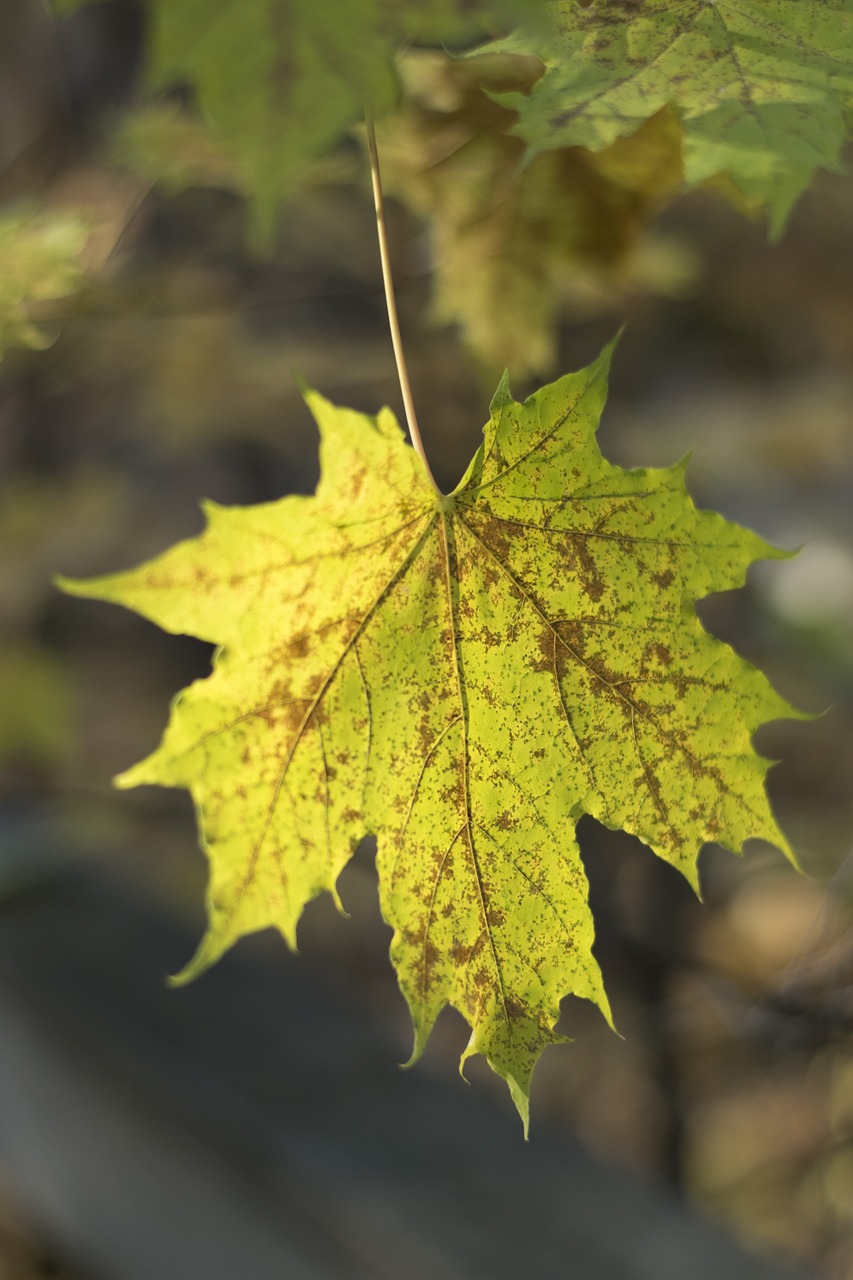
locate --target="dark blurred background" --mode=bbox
[1,2,852,1278]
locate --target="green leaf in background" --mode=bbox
[490,0,853,236]
[56,0,546,236]
[0,210,88,360]
[59,343,800,1126]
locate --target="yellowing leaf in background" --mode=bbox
[379,53,685,374]
[491,0,853,236]
[60,343,799,1127]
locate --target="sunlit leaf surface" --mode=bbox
[60,344,798,1126]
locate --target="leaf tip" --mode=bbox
[302,384,332,424]
[489,369,514,416]
[168,927,230,987]
[770,540,803,563]
[279,919,300,952]
[54,571,108,602]
[597,990,618,1036]
[53,572,78,596]
[459,1034,531,1134]
[610,323,627,351]
[506,1074,531,1138]
[200,497,223,522]
[584,329,621,393]
[594,328,624,377]
[168,954,208,988]
[330,881,350,919]
[783,845,803,875]
[769,825,802,875]
[114,749,166,791]
[401,1019,431,1071]
[767,200,793,244]
[459,1035,476,1084]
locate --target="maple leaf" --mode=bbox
[59,343,799,1127]
[489,0,853,236]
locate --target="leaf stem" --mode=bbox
[366,116,441,495]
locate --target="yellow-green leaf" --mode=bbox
[490,0,853,236]
[59,343,799,1127]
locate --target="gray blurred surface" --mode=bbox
[0,856,812,1280]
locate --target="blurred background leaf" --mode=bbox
[0,210,88,359]
[377,52,693,375]
[488,0,853,237]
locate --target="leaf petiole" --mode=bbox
[366,116,441,496]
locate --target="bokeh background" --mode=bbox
[1,2,852,1277]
